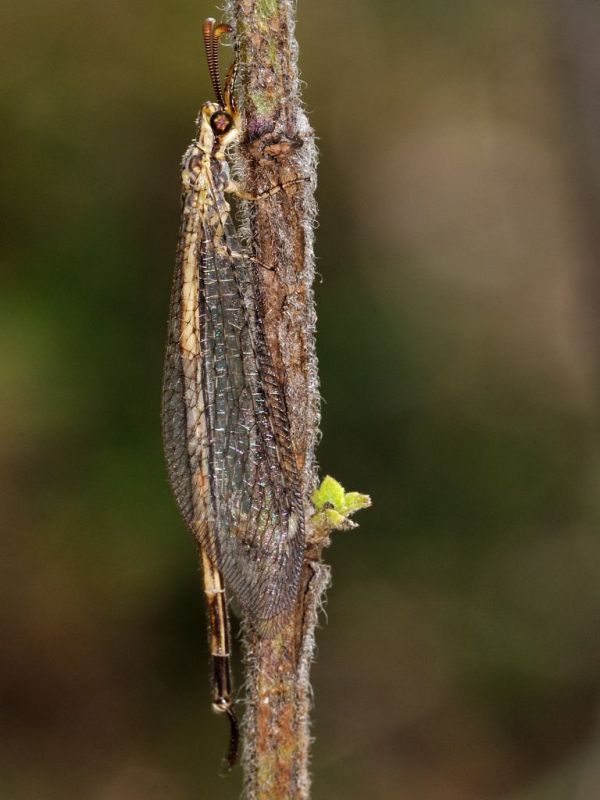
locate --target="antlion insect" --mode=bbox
[161,18,306,768]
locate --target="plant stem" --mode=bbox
[225,1,323,797]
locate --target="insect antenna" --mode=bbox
[203,17,232,108]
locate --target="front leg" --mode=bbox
[226,177,308,202]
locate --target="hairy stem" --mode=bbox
[225,1,324,798]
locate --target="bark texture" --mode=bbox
[224,2,325,798]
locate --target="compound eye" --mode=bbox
[210,111,233,134]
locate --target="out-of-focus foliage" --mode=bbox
[2,1,600,798]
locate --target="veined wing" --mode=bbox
[162,187,305,623]
[199,209,305,622]
[163,193,212,548]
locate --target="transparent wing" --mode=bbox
[162,198,305,623]
[199,213,304,621]
[162,212,212,548]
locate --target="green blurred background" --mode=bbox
[3,1,600,798]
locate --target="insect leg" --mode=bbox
[223,61,238,117]
[199,546,239,769]
[229,176,309,202]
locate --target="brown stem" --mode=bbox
[224,1,324,798]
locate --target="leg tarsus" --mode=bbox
[214,700,239,772]
[224,705,240,770]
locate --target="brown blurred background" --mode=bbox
[3,1,600,798]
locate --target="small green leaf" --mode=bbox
[310,476,371,538]
[312,475,345,513]
[341,491,371,514]
[322,508,342,526]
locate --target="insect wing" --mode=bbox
[199,214,304,622]
[162,184,305,624]
[163,202,213,547]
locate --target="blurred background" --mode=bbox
[3,1,600,798]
